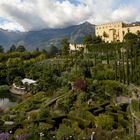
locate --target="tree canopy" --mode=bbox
[0,45,4,53]
[60,38,70,56]
[16,45,26,52]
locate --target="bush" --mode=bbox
[56,124,75,140]
[72,79,87,91]
[0,85,9,92]
[95,114,114,130]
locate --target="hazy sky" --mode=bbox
[0,0,139,31]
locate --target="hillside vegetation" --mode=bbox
[0,33,140,139]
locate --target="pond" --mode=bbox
[0,91,17,109]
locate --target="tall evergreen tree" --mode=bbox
[9,44,16,52]
[16,45,26,52]
[0,45,4,53]
[83,34,93,45]
[48,44,58,56]
[60,38,69,56]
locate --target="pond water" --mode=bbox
[0,91,17,109]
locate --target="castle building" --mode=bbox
[69,43,86,51]
[69,43,88,53]
[96,22,140,43]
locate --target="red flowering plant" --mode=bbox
[72,79,87,91]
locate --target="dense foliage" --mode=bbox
[0,34,140,139]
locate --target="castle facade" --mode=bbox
[96,22,140,42]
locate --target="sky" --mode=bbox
[0,0,139,31]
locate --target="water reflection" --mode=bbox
[0,92,17,109]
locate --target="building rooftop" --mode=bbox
[22,78,36,85]
[96,21,123,26]
[96,21,140,27]
[4,121,14,125]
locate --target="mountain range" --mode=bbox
[0,22,95,50]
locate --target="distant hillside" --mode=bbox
[0,22,95,50]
